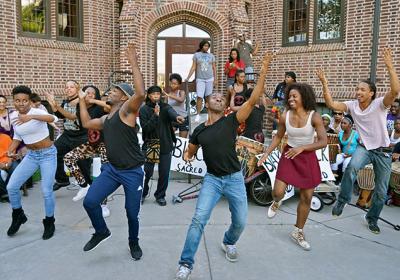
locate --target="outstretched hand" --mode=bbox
[127,42,138,64]
[316,68,328,85]
[78,89,87,99]
[260,52,274,74]
[383,47,394,68]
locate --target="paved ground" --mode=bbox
[1,177,400,280]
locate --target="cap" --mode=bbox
[114,82,134,97]
[285,71,297,81]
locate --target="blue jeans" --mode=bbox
[179,171,248,269]
[339,145,392,223]
[7,146,57,217]
[83,163,144,241]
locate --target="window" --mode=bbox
[315,0,343,42]
[283,0,309,45]
[19,0,50,37]
[57,0,83,41]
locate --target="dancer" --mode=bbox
[257,83,327,250]
[175,52,273,280]
[6,85,58,240]
[79,43,146,260]
[316,47,400,234]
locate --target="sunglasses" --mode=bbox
[333,112,343,115]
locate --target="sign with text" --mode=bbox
[256,146,334,201]
[171,137,207,176]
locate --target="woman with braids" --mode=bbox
[258,83,327,251]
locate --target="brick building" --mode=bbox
[1,1,399,121]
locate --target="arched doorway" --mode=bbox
[156,23,211,92]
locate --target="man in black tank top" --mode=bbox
[175,52,274,279]
[77,43,146,260]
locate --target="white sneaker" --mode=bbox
[290,227,311,251]
[221,243,238,262]
[101,204,110,218]
[267,200,282,218]
[72,186,90,202]
[175,265,191,280]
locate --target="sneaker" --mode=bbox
[332,200,346,217]
[267,200,282,218]
[290,227,311,251]
[364,215,380,234]
[175,264,191,280]
[129,241,143,260]
[221,243,238,262]
[83,231,112,252]
[72,186,90,202]
[101,204,110,218]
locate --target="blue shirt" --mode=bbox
[338,130,359,155]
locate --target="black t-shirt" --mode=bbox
[243,105,265,143]
[190,113,241,176]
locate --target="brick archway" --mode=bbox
[139,2,230,89]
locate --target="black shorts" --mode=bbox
[172,116,189,132]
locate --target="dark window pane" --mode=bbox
[284,0,308,43]
[57,0,81,39]
[316,0,342,40]
[21,0,47,34]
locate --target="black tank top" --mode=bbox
[103,110,145,169]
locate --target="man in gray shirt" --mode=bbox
[234,33,259,81]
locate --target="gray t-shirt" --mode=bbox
[236,42,254,67]
[193,52,215,80]
[344,97,390,150]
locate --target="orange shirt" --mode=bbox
[0,133,12,164]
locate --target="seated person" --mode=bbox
[331,116,359,176]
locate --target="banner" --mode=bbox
[256,146,335,201]
[171,137,207,176]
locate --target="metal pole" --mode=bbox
[185,82,192,184]
[370,0,382,83]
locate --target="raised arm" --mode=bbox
[316,68,347,112]
[78,90,105,130]
[88,99,111,112]
[252,42,259,56]
[120,42,145,116]
[45,92,77,121]
[236,51,274,123]
[383,47,400,107]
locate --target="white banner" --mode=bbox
[256,146,335,201]
[171,137,207,176]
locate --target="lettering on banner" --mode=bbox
[171,137,206,176]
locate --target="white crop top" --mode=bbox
[286,110,315,148]
[10,108,58,144]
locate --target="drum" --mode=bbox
[236,136,265,177]
[328,144,341,164]
[145,139,160,163]
[327,133,339,145]
[356,164,375,208]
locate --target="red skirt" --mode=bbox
[276,145,321,189]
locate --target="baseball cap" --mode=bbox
[114,82,134,97]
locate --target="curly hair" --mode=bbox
[284,83,317,111]
[169,73,182,84]
[12,85,32,96]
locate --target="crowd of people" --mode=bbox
[0,35,399,280]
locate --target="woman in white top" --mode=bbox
[6,85,58,240]
[258,83,327,250]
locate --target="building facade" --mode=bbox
[1,1,400,118]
